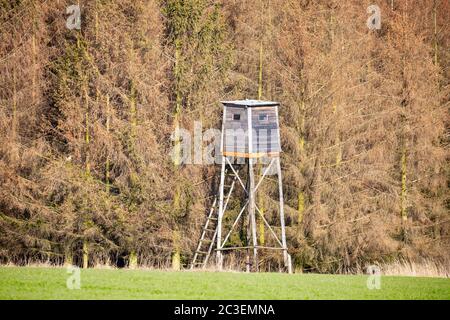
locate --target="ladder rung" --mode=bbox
[201,239,213,243]
[209,217,217,221]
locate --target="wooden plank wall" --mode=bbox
[224,106,248,153]
[251,109,281,153]
[223,106,281,154]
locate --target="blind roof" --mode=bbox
[221,99,279,108]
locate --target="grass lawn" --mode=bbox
[0,267,448,300]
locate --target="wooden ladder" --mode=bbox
[190,167,239,269]
[190,197,219,269]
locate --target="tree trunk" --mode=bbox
[257,0,265,246]
[433,0,438,67]
[400,144,407,222]
[105,94,110,193]
[31,34,37,105]
[12,68,17,140]
[82,239,89,269]
[172,39,182,270]
[129,250,137,269]
[83,62,90,176]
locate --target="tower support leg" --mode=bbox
[276,157,291,273]
[216,156,226,270]
[248,158,258,271]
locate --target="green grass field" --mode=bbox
[0,267,448,300]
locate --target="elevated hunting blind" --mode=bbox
[191,100,292,273]
[221,100,281,158]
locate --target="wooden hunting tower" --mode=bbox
[190,100,292,273]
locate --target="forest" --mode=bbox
[0,0,448,273]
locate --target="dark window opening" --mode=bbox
[233,113,241,121]
[259,113,268,122]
